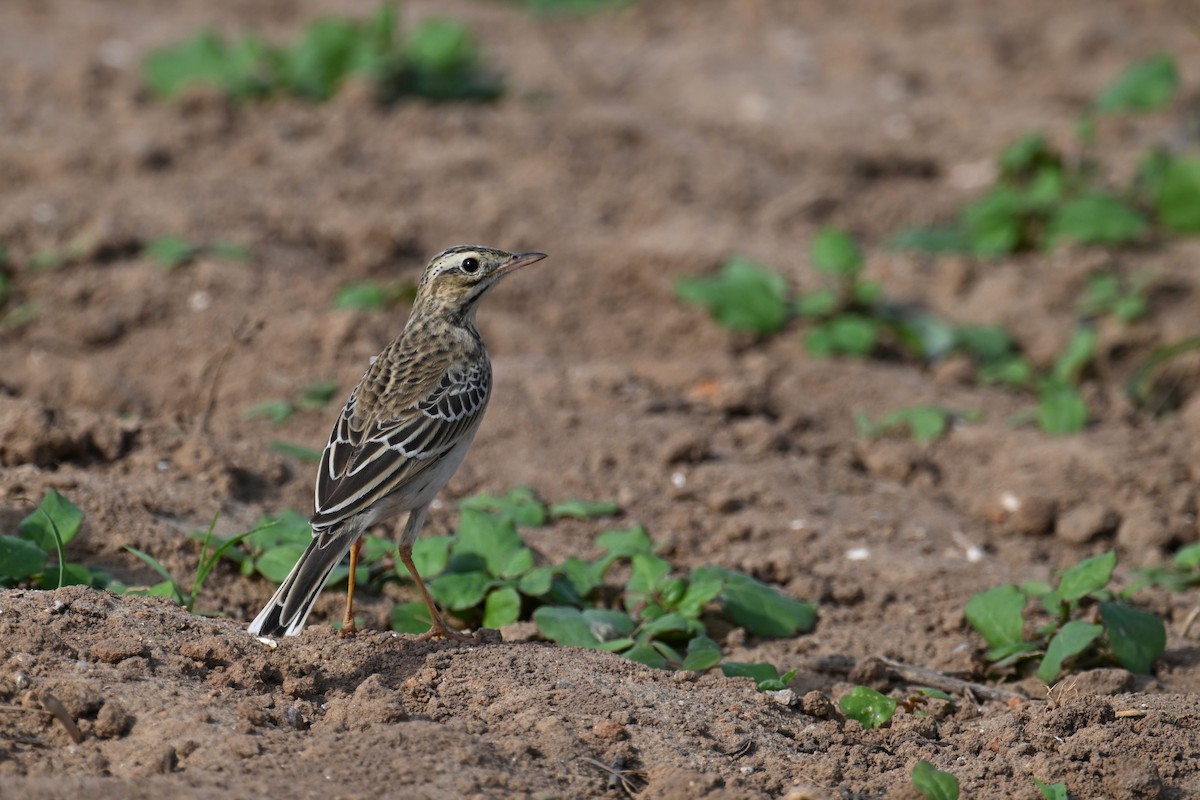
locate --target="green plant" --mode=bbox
[965,551,1166,683]
[720,661,796,691]
[118,516,257,614]
[379,487,816,672]
[522,0,633,14]
[1125,335,1200,414]
[1126,542,1200,593]
[856,406,980,443]
[1,490,104,590]
[674,257,789,335]
[839,686,898,730]
[912,761,960,800]
[145,237,250,269]
[270,440,324,463]
[1035,779,1070,800]
[245,380,340,425]
[1078,271,1148,322]
[143,4,502,105]
[800,229,886,358]
[333,279,418,311]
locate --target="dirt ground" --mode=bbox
[3,1,1200,797]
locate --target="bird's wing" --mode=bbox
[311,355,490,539]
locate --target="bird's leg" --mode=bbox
[340,536,364,637]
[398,544,470,641]
[398,504,471,641]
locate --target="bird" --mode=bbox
[248,245,548,639]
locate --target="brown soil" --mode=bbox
[3,1,1200,798]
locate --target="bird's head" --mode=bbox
[413,246,548,322]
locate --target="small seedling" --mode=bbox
[839,686,898,730]
[675,257,789,335]
[143,5,503,105]
[333,279,418,311]
[1125,334,1200,414]
[270,440,324,463]
[1,491,104,590]
[245,380,339,425]
[856,406,979,443]
[720,662,797,691]
[145,237,251,269]
[1126,542,1200,593]
[911,761,960,800]
[1078,271,1148,323]
[965,551,1166,683]
[1091,53,1178,116]
[1035,779,1070,800]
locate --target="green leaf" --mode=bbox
[334,282,388,311]
[548,499,620,519]
[558,556,601,597]
[596,526,654,558]
[1152,156,1200,233]
[1055,551,1116,604]
[482,586,522,628]
[534,606,603,648]
[796,288,838,318]
[639,611,695,639]
[810,228,863,277]
[681,635,722,671]
[459,487,547,527]
[676,568,725,618]
[428,570,491,611]
[626,554,671,598]
[696,566,816,637]
[243,399,296,425]
[583,608,635,642]
[145,236,197,269]
[675,258,789,335]
[1034,779,1069,800]
[19,490,85,551]
[623,641,668,668]
[1095,53,1178,114]
[1037,382,1088,435]
[999,134,1059,177]
[1038,620,1103,683]
[142,30,271,100]
[962,186,1024,257]
[124,547,184,603]
[955,323,1017,362]
[805,315,879,358]
[270,440,323,463]
[720,661,781,688]
[965,584,1026,652]
[0,535,48,581]
[1046,192,1146,247]
[391,600,432,634]
[888,225,973,254]
[452,509,526,576]
[411,535,452,578]
[210,242,251,262]
[859,406,950,443]
[838,686,898,730]
[912,760,960,800]
[1099,602,1165,674]
[255,543,308,584]
[1174,542,1200,570]
[1053,328,1097,386]
[517,565,556,597]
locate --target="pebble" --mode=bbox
[1057,503,1116,544]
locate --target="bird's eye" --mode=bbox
[461,257,480,274]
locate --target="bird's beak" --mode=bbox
[495,251,548,277]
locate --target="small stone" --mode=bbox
[1117,500,1171,553]
[660,430,711,464]
[1058,504,1117,544]
[93,700,133,738]
[800,691,835,718]
[764,688,796,707]
[591,719,626,740]
[990,492,1057,536]
[859,440,918,483]
[1064,668,1134,696]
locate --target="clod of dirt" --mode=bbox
[93,699,133,738]
[316,673,408,732]
[1059,668,1135,696]
[1057,502,1118,544]
[1117,499,1171,554]
[0,396,137,467]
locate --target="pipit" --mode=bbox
[248,246,548,639]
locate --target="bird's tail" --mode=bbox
[247,533,354,637]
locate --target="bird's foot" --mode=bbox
[415,623,473,642]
